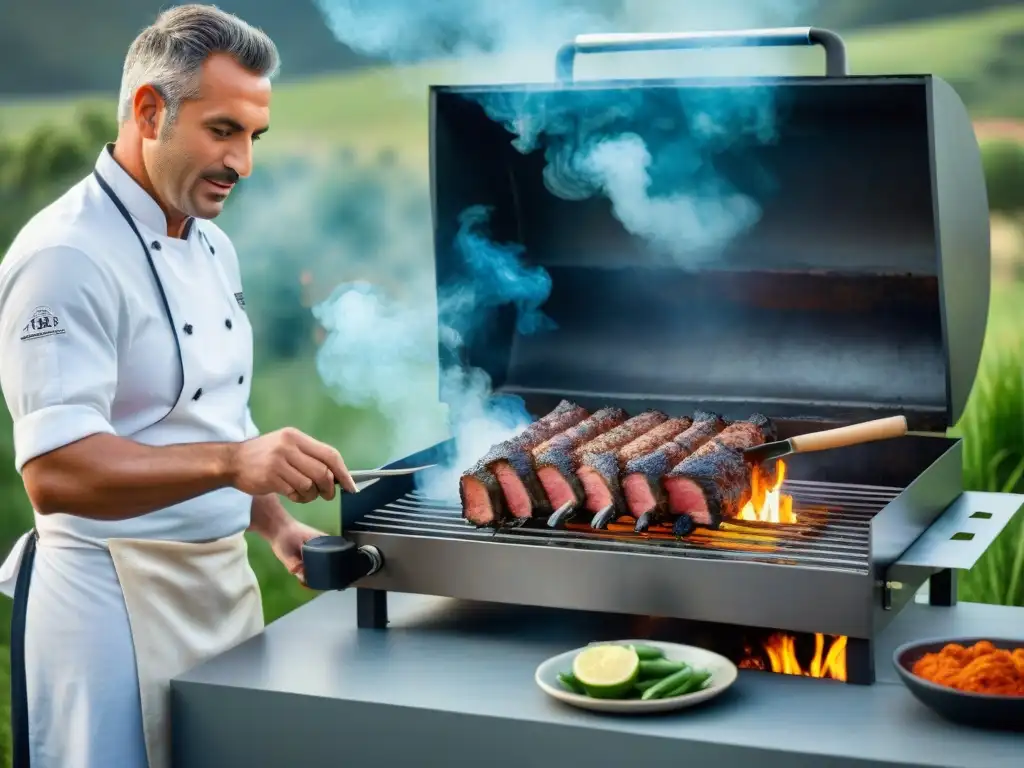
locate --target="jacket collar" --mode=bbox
[94,143,194,238]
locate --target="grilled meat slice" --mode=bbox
[579,416,693,530]
[480,400,589,521]
[663,413,778,535]
[545,410,671,527]
[571,410,669,462]
[459,459,506,527]
[621,411,727,532]
[532,407,629,520]
[460,400,588,527]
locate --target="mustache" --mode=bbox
[203,169,239,185]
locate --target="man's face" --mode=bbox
[143,52,271,221]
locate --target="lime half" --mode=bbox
[572,644,640,699]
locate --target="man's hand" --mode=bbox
[269,517,328,585]
[227,427,358,502]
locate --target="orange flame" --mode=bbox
[740,633,848,681]
[737,460,796,524]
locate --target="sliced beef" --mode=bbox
[459,399,588,527]
[545,410,671,527]
[480,400,589,520]
[579,416,692,529]
[571,410,669,463]
[663,413,777,535]
[459,459,507,527]
[532,407,628,518]
[621,411,727,531]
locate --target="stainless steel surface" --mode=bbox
[359,545,383,575]
[172,592,1024,768]
[868,441,963,569]
[349,479,895,638]
[554,27,849,81]
[892,491,1024,570]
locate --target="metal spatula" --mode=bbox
[743,416,908,464]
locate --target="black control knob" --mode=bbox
[301,536,383,591]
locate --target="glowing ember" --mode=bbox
[738,460,796,524]
[740,633,848,681]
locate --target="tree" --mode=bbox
[0,107,117,256]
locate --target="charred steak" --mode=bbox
[544,410,671,527]
[578,416,693,530]
[662,413,778,535]
[621,411,727,531]
[459,400,589,527]
[531,407,629,519]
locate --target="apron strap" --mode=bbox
[91,168,186,418]
[10,530,38,768]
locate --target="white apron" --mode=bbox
[3,162,263,768]
[108,534,263,768]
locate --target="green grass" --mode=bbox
[840,7,1024,117]
[2,5,1023,164]
[844,7,1023,81]
[958,280,1024,604]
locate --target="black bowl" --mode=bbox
[892,636,1024,732]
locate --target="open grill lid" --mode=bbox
[428,28,989,433]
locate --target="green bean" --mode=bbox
[641,667,694,700]
[665,670,712,697]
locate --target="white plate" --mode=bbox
[535,639,738,714]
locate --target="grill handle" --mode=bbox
[555,27,848,82]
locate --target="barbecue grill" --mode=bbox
[302,27,1024,685]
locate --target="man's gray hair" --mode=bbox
[117,4,280,125]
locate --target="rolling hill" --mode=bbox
[1,5,1021,168]
[0,0,374,95]
[0,0,1019,96]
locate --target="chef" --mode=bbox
[0,5,359,768]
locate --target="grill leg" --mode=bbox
[845,637,874,685]
[928,569,958,607]
[357,588,389,629]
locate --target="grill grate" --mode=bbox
[350,480,900,574]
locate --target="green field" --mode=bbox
[2,5,1023,165]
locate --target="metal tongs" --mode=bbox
[342,464,437,492]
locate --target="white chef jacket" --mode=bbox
[0,144,260,767]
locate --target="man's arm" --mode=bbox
[21,433,235,519]
[21,425,353,519]
[1,246,355,519]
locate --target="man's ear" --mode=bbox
[132,85,164,140]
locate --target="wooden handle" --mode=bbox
[788,416,908,454]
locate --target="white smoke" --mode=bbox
[310,205,553,500]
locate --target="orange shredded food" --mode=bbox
[911,641,1024,696]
